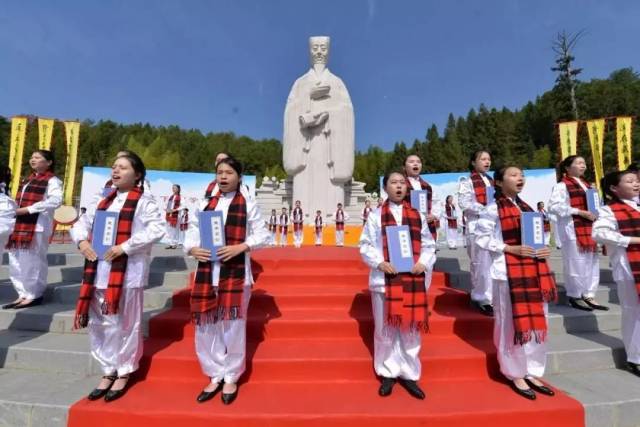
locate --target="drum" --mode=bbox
[53,205,78,225]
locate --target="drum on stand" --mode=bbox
[51,205,78,244]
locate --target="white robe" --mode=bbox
[165,195,181,246]
[183,191,269,384]
[358,202,436,380]
[475,201,548,380]
[444,205,459,249]
[70,191,164,376]
[457,174,493,304]
[278,214,289,247]
[283,68,355,214]
[548,179,600,299]
[0,191,17,261]
[334,209,350,246]
[592,201,640,364]
[8,176,63,300]
[314,216,323,245]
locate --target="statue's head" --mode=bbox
[309,36,330,66]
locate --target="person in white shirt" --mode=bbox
[314,210,324,246]
[179,207,189,247]
[403,154,442,243]
[548,155,606,312]
[457,150,495,316]
[291,200,304,248]
[165,184,182,249]
[185,157,269,405]
[537,201,552,246]
[475,165,557,400]
[3,150,62,309]
[361,199,373,225]
[0,164,17,267]
[359,171,435,400]
[593,170,640,377]
[71,152,165,402]
[334,203,349,246]
[267,209,278,246]
[279,207,289,247]
[444,195,459,249]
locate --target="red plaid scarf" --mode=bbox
[74,187,143,329]
[405,176,438,240]
[496,194,557,345]
[292,207,304,232]
[180,211,189,231]
[268,215,278,232]
[315,215,323,233]
[335,209,345,231]
[562,176,597,253]
[380,200,429,333]
[470,171,494,206]
[204,180,217,199]
[609,200,640,298]
[279,213,288,234]
[446,204,458,228]
[538,208,551,232]
[6,171,56,250]
[165,194,181,227]
[191,190,247,325]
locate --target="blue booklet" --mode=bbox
[521,212,546,250]
[385,225,414,273]
[410,190,429,214]
[93,211,119,260]
[199,210,226,261]
[586,188,601,215]
[485,186,495,204]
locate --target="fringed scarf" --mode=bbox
[562,175,597,253]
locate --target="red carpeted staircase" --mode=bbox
[68,247,584,427]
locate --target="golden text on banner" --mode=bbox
[62,121,81,206]
[586,119,606,191]
[38,118,55,150]
[616,117,633,170]
[9,117,28,198]
[558,121,578,159]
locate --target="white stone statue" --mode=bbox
[283,36,355,216]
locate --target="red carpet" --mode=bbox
[68,247,584,427]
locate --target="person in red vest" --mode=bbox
[292,200,304,248]
[267,208,278,247]
[475,165,557,400]
[359,171,435,399]
[279,207,289,247]
[593,170,640,377]
[444,195,459,249]
[314,210,324,246]
[537,201,551,246]
[3,150,62,309]
[165,184,181,249]
[334,203,349,246]
[361,199,373,225]
[548,155,607,312]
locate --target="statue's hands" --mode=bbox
[315,111,329,125]
[310,85,330,99]
[299,111,329,129]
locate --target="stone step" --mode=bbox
[0,303,167,336]
[547,304,622,334]
[0,368,97,427]
[546,330,626,375]
[2,252,85,267]
[547,368,640,427]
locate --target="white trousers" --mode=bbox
[446,226,458,249]
[8,232,50,300]
[195,288,251,384]
[560,239,600,299]
[492,279,547,380]
[89,288,144,377]
[551,221,562,249]
[270,231,277,246]
[371,292,422,380]
[293,229,303,248]
[617,278,640,364]
[466,232,493,304]
[335,230,345,246]
[166,224,179,246]
[315,230,322,245]
[279,230,287,247]
[543,231,551,246]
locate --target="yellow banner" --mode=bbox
[586,119,606,191]
[38,117,55,150]
[616,116,633,170]
[63,121,81,205]
[8,117,28,198]
[558,121,578,159]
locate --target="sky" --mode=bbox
[1,0,639,151]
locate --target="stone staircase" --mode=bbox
[0,244,194,427]
[435,247,640,427]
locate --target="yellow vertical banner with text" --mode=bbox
[586,119,606,191]
[38,117,55,150]
[558,121,578,159]
[63,121,81,206]
[616,117,633,170]
[8,117,28,198]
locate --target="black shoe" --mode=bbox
[196,382,222,403]
[104,375,129,402]
[13,297,43,309]
[510,381,536,400]
[398,379,425,400]
[87,375,116,401]
[2,301,21,309]
[221,384,238,405]
[472,300,494,317]
[582,297,609,311]
[627,362,640,377]
[568,297,593,311]
[378,377,396,397]
[525,378,555,396]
